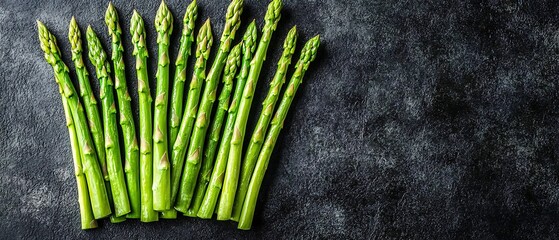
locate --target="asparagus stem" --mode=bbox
[174,0,244,213]
[238,36,320,230]
[70,16,126,224]
[86,26,131,217]
[231,26,297,221]
[170,19,213,208]
[219,0,282,220]
[152,1,173,211]
[157,210,177,219]
[109,213,127,223]
[68,17,107,182]
[131,10,159,222]
[68,18,112,226]
[37,21,111,219]
[197,22,257,219]
[105,2,140,219]
[160,1,199,218]
[103,185,125,223]
[58,82,98,229]
[186,43,242,217]
[161,0,198,214]
[169,0,197,147]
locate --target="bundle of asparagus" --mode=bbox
[37,0,319,230]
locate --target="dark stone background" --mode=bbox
[2,0,559,239]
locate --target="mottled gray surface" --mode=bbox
[2,0,559,239]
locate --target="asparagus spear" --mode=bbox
[231,26,297,221]
[68,17,107,183]
[238,35,320,230]
[174,0,244,213]
[108,193,126,223]
[37,21,111,219]
[57,82,98,229]
[68,17,123,223]
[169,0,198,147]
[169,19,213,209]
[131,10,159,222]
[160,1,198,219]
[152,0,173,211]
[105,2,140,219]
[198,21,257,219]
[86,26,131,217]
[185,43,242,217]
[219,0,282,220]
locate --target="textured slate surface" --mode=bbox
[2,0,559,239]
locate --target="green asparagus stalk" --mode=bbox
[68,17,107,183]
[108,199,127,223]
[160,1,198,219]
[131,10,159,222]
[152,0,173,211]
[159,209,177,219]
[105,2,140,219]
[218,0,282,220]
[231,26,297,221]
[58,82,98,229]
[105,187,125,222]
[185,43,242,217]
[68,17,124,223]
[169,19,212,210]
[169,0,197,147]
[86,26,131,217]
[198,21,257,219]
[174,0,244,213]
[238,35,320,230]
[37,21,111,219]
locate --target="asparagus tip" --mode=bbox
[265,0,282,25]
[155,0,173,34]
[68,16,83,53]
[36,20,47,34]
